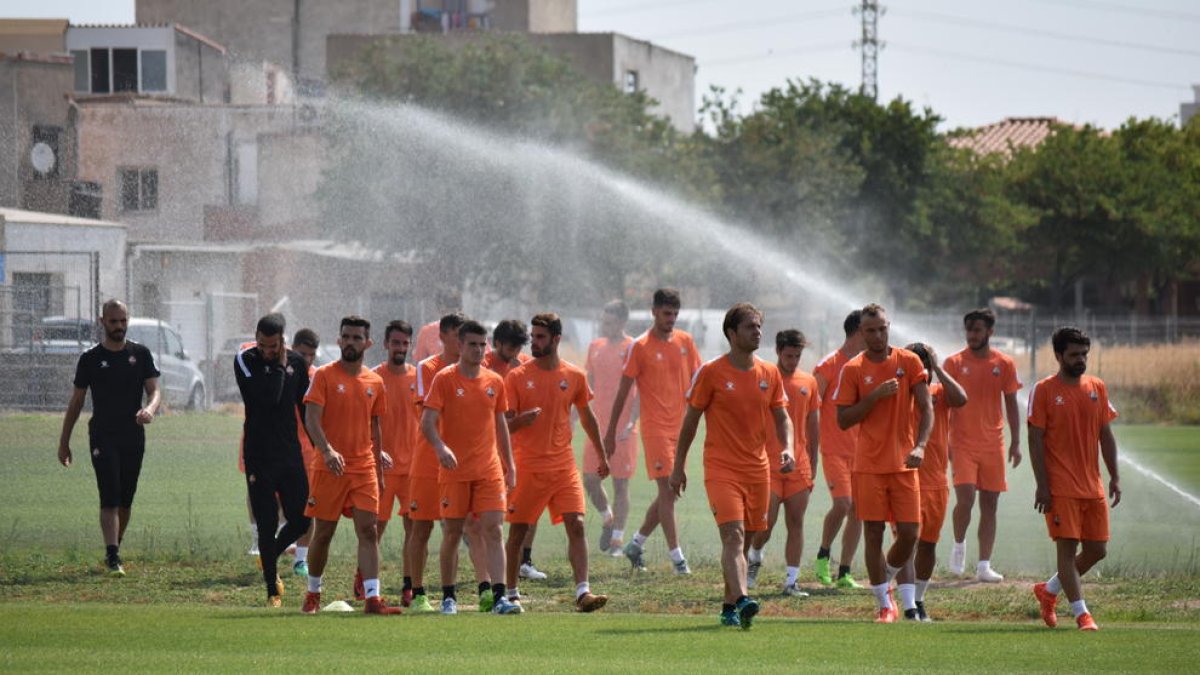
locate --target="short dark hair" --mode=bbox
[1051,326,1090,355]
[439,312,467,333]
[652,288,681,308]
[861,303,886,320]
[256,312,286,337]
[385,319,413,342]
[293,328,319,349]
[492,319,528,346]
[458,320,488,340]
[722,302,762,341]
[603,299,629,322]
[964,308,996,329]
[340,315,371,337]
[776,329,808,351]
[531,312,563,337]
[843,309,863,337]
[905,342,933,372]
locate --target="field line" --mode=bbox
[1120,451,1200,510]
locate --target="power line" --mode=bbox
[648,8,846,42]
[1029,0,1200,24]
[701,41,851,69]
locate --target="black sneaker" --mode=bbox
[903,608,920,621]
[915,601,932,623]
[106,557,125,577]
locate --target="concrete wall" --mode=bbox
[0,19,68,54]
[172,30,228,103]
[0,57,76,214]
[138,0,297,75]
[492,0,578,33]
[1,215,127,309]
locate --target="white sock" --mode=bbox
[1046,574,1063,595]
[363,578,380,599]
[977,560,992,573]
[872,582,892,609]
[632,532,648,547]
[307,575,322,593]
[785,566,800,587]
[294,546,308,564]
[612,529,624,542]
[885,563,901,583]
[602,509,614,524]
[669,547,685,564]
[1070,599,1089,618]
[748,547,764,564]
[915,578,930,602]
[898,583,917,611]
[575,581,591,600]
[507,587,520,600]
[953,541,965,554]
[251,528,259,544]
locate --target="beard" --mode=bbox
[1066,361,1087,377]
[530,345,548,358]
[106,328,125,342]
[341,345,362,362]
[391,351,407,366]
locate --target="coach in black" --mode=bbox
[58,299,161,577]
[235,313,313,607]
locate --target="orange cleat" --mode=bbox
[1033,583,1059,628]
[301,591,321,614]
[402,588,414,607]
[1076,612,1099,631]
[353,568,365,602]
[364,596,403,615]
[268,595,283,608]
[874,606,897,623]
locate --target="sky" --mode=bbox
[5,0,1197,130]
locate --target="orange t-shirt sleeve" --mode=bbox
[810,383,822,411]
[621,341,642,379]
[1027,380,1047,429]
[371,379,387,418]
[831,362,859,407]
[423,372,447,412]
[1099,382,1118,424]
[573,371,593,408]
[905,351,928,387]
[769,368,787,409]
[303,368,327,407]
[686,335,701,375]
[686,363,713,410]
[494,373,509,413]
[1002,358,1022,395]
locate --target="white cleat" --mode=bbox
[519,563,548,581]
[949,542,966,576]
[783,583,810,597]
[977,565,1004,583]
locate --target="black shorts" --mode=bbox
[89,431,146,509]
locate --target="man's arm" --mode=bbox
[837,378,896,430]
[603,375,635,450]
[495,411,516,489]
[136,378,161,425]
[907,380,933,468]
[506,407,541,432]
[932,358,968,408]
[668,405,704,497]
[773,406,796,474]
[57,387,87,467]
[806,409,820,476]
[372,414,392,472]
[305,402,343,475]
[1028,424,1051,513]
[420,407,456,470]
[1100,423,1121,507]
[578,403,609,479]
[1005,392,1022,468]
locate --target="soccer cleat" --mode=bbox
[735,597,759,630]
[814,557,834,585]
[915,601,932,623]
[599,523,614,553]
[624,541,646,571]
[292,560,308,577]
[875,606,897,623]
[301,592,321,614]
[409,594,435,613]
[106,558,126,578]
[353,568,365,601]
[364,596,403,615]
[492,596,523,615]
[836,574,863,590]
[402,588,414,607]
[720,608,741,627]
[673,558,692,575]
[275,576,285,596]
[478,590,495,613]
[575,592,608,613]
[441,597,458,615]
[268,595,283,608]
[746,560,762,588]
[519,563,548,581]
[1033,583,1059,628]
[247,543,260,556]
[903,608,920,621]
[1076,612,1099,631]
[608,540,625,558]
[949,542,966,576]
[977,565,1004,583]
[782,583,809,598]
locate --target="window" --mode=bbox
[164,327,185,359]
[79,48,169,94]
[624,70,639,94]
[112,49,138,92]
[71,50,89,92]
[12,273,53,316]
[89,47,110,94]
[141,50,167,92]
[70,181,103,219]
[120,167,158,211]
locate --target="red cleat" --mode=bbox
[353,568,365,601]
[874,606,897,623]
[402,588,414,607]
[1076,612,1099,631]
[364,596,403,615]
[301,591,321,614]
[1033,583,1059,628]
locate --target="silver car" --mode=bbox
[126,318,208,410]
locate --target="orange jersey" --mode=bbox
[943,348,1021,456]
[687,355,788,484]
[303,363,387,474]
[815,349,860,458]
[915,382,951,490]
[373,362,419,476]
[1027,374,1118,499]
[769,369,820,478]
[504,359,592,473]
[423,364,508,483]
[483,350,532,378]
[413,321,442,362]
[832,347,927,474]
[411,354,451,478]
[586,336,636,432]
[622,330,700,438]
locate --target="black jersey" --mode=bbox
[73,341,160,436]
[235,346,310,466]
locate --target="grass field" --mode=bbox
[2,411,1199,672]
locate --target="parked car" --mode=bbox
[126,318,208,410]
[211,335,255,403]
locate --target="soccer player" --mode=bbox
[605,288,700,573]
[408,312,466,613]
[58,299,161,577]
[1028,327,1119,632]
[503,313,610,611]
[670,303,794,629]
[413,319,442,363]
[813,310,866,588]
[421,320,520,615]
[234,313,312,607]
[944,308,1022,582]
[301,316,401,615]
[370,320,419,606]
[747,329,819,597]
[832,304,931,623]
[584,300,639,556]
[901,343,967,621]
[289,327,321,576]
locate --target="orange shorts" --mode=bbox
[643,435,677,480]
[377,472,410,521]
[852,471,920,523]
[407,474,441,522]
[822,452,854,499]
[305,470,379,522]
[506,468,585,525]
[705,479,770,532]
[439,477,506,520]
[584,433,638,480]
[1044,496,1110,542]
[770,470,814,501]
[951,448,1007,492]
[918,487,949,543]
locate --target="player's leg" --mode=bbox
[439,517,465,613]
[478,509,519,614]
[90,437,124,572]
[246,463,284,601]
[274,464,311,558]
[353,506,399,613]
[655,477,688,573]
[504,521,531,592]
[976,489,1002,581]
[519,521,547,580]
[719,520,748,604]
[407,518,435,611]
[951,482,976,574]
[583,472,614,551]
[746,491,781,589]
[781,489,810,595]
[890,523,920,619]
[301,517,338,612]
[610,477,631,553]
[836,500,863,588]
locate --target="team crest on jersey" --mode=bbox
[409,500,418,512]
[758,380,769,391]
[526,380,535,389]
[100,360,108,368]
[286,365,294,376]
[486,387,495,397]
[336,383,346,393]
[681,348,689,355]
[895,367,905,378]
[559,379,569,391]
[992,366,1001,377]
[409,383,416,392]
[865,375,874,384]
[800,387,809,396]
[366,387,375,397]
[1055,395,1065,406]
[962,366,970,375]
[656,352,664,361]
[1089,390,1099,402]
[441,496,450,508]
[507,504,516,514]
[456,388,465,397]
[128,355,137,365]
[248,474,256,484]
[725,381,735,391]
[307,497,317,506]
[92,448,101,457]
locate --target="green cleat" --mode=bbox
[814,557,833,585]
[478,590,495,613]
[292,561,308,577]
[720,608,741,627]
[836,573,864,590]
[409,594,436,613]
[735,597,759,630]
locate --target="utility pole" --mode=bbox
[853,1,883,99]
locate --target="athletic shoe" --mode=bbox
[402,588,414,607]
[747,560,762,588]
[519,563,548,581]
[915,601,932,623]
[441,597,458,615]
[285,544,297,556]
[608,539,625,558]
[1076,612,1099,631]
[364,597,403,615]
[719,608,741,627]
[673,558,692,575]
[255,555,263,571]
[105,559,125,578]
[301,591,321,614]
[1033,582,1059,628]
[835,574,863,590]
[275,576,285,596]
[782,583,809,597]
[292,561,308,577]
[977,565,1004,583]
[949,542,966,576]
[410,594,435,613]
[492,596,523,615]
[903,608,920,621]
[874,606,897,623]
[268,595,283,608]
[599,523,614,553]
[814,557,833,585]
[575,592,608,613]
[478,590,495,613]
[353,568,365,601]
[247,543,260,556]
[623,541,646,571]
[735,597,759,630]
